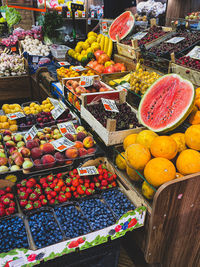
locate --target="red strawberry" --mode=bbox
[101,180,108,186]
[58,194,67,203]
[73,169,78,175]
[5,187,12,193]
[47,174,54,182]
[68,240,79,248]
[50,191,57,198]
[0,203,4,208]
[33,200,41,208]
[61,185,66,192]
[7,207,15,214]
[40,177,46,184]
[19,187,26,192]
[50,183,56,189]
[77,237,85,244]
[2,198,10,205]
[0,207,5,216]
[0,189,5,196]
[29,193,38,201]
[90,182,95,189]
[34,188,42,196]
[85,189,92,195]
[29,178,37,186]
[20,199,28,207]
[65,178,72,186]
[45,187,52,193]
[41,199,47,205]
[26,180,34,188]
[9,201,15,207]
[84,182,90,188]
[47,194,52,200]
[25,203,33,210]
[79,178,84,185]
[39,195,45,200]
[56,173,62,179]
[26,188,33,194]
[65,192,71,199]
[6,193,14,199]
[42,182,49,188]
[49,199,55,205]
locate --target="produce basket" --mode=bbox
[50,44,70,59]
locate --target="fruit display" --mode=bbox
[80,198,116,231]
[134,14,147,22]
[130,67,160,95]
[57,66,96,81]
[2,103,23,114]
[0,53,26,77]
[148,31,200,57]
[87,102,141,130]
[0,186,16,217]
[109,11,135,42]
[28,210,64,248]
[109,73,131,87]
[0,215,29,253]
[54,205,91,238]
[138,74,195,132]
[68,31,113,63]
[185,12,200,20]
[21,36,50,56]
[176,56,200,72]
[22,98,54,115]
[0,115,18,133]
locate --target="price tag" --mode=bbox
[67,11,70,17]
[80,76,94,87]
[91,11,95,18]
[59,100,67,109]
[58,61,70,66]
[186,46,200,60]
[51,105,65,120]
[9,257,25,267]
[133,32,147,40]
[58,121,76,135]
[101,98,119,113]
[116,82,130,91]
[51,137,75,152]
[78,166,99,176]
[88,18,91,25]
[82,11,85,18]
[6,112,25,120]
[75,11,79,17]
[72,66,86,72]
[166,37,185,44]
[32,56,39,63]
[24,125,38,142]
[102,22,108,32]
[11,47,16,52]
[48,97,60,107]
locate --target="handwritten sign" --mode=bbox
[24,125,38,142]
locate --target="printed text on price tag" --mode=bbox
[6,112,25,120]
[58,61,70,66]
[51,105,65,120]
[102,22,108,32]
[51,137,75,152]
[80,76,94,87]
[101,98,119,112]
[72,66,86,72]
[78,166,99,176]
[58,121,76,135]
[24,125,38,142]
[186,46,200,60]
[166,37,185,44]
[48,97,60,107]
[133,32,147,40]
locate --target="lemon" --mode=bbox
[115,152,126,170]
[141,181,155,200]
[81,50,86,56]
[91,42,100,51]
[77,41,84,47]
[105,61,113,67]
[87,47,93,53]
[68,49,74,56]
[88,36,97,44]
[75,45,82,53]
[77,54,83,62]
[82,42,89,50]
[87,31,97,38]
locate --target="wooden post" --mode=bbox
[170,52,175,63]
[116,34,120,43]
[119,90,126,104]
[150,18,157,27]
[106,119,116,132]
[131,39,138,49]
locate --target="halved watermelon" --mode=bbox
[138,74,195,132]
[109,11,135,42]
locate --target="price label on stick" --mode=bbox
[51,105,65,120]
[59,100,67,109]
[78,166,99,176]
[101,98,119,113]
[75,11,78,17]
[133,32,147,40]
[186,46,200,60]
[51,137,75,152]
[82,11,85,18]
[67,11,70,18]
[166,37,185,44]
[48,97,60,107]
[58,61,70,66]
[91,11,95,18]
[102,22,108,32]
[24,125,38,142]
[6,112,25,120]
[116,82,130,91]
[58,121,76,135]
[72,66,86,72]
[80,76,94,87]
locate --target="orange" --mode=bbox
[150,136,178,159]
[8,119,17,125]
[9,124,18,132]
[196,87,200,96]
[0,116,7,123]
[170,133,186,152]
[136,130,158,148]
[142,181,155,200]
[176,149,200,175]
[2,122,9,129]
[185,125,200,150]
[194,97,200,109]
[175,172,184,179]
[144,157,176,187]
[115,152,126,170]
[189,110,200,125]
[126,165,141,181]
[123,134,138,150]
[125,144,151,170]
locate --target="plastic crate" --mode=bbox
[50,45,70,59]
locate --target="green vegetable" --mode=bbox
[0,6,21,29]
[42,11,63,39]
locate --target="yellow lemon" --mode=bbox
[115,152,126,170]
[87,31,97,38]
[75,45,82,53]
[88,35,97,44]
[82,42,89,50]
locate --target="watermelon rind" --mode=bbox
[138,74,195,133]
[109,11,135,42]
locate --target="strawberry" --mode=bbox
[26,180,34,188]
[19,187,26,192]
[20,199,28,207]
[35,184,41,189]
[58,194,67,203]
[50,191,57,198]
[0,203,4,208]
[25,203,33,210]
[61,185,66,192]
[47,174,54,182]
[65,192,71,199]
[101,180,108,186]
[6,193,14,199]
[34,188,42,196]
[42,182,49,188]
[5,187,12,193]
[50,183,56,189]
[85,188,92,196]
[41,199,47,205]
[39,177,46,184]
[45,187,52,193]
[29,193,38,201]
[0,207,5,216]
[3,198,10,205]
[90,182,95,189]
[21,179,27,186]
[77,237,85,244]
[54,186,60,192]
[39,195,45,200]
[26,188,33,194]
[98,175,103,181]
[7,207,15,214]
[0,189,5,196]
[9,201,15,207]
[47,194,52,200]
[72,178,79,187]
[77,185,85,195]
[111,181,117,187]
[33,200,42,208]
[79,178,84,185]
[49,199,55,205]
[29,178,37,186]
[84,182,90,188]
[73,169,78,175]
[56,173,63,179]
[65,178,72,186]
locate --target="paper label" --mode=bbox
[72,66,86,72]
[51,105,65,120]
[58,61,70,66]
[80,76,94,87]
[58,121,76,135]
[186,46,200,60]
[102,22,108,32]
[101,98,119,112]
[78,166,99,176]
[133,32,147,40]
[11,47,17,52]
[24,125,38,142]
[6,112,25,120]
[51,137,75,152]
[82,11,85,17]
[75,11,78,17]
[91,11,95,18]
[67,11,70,17]
[166,37,185,44]
[32,56,39,63]
[9,257,25,267]
[48,97,60,107]
[59,100,67,109]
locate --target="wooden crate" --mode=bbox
[170,62,200,86]
[80,90,145,146]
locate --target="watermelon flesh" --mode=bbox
[138,74,195,132]
[109,11,135,42]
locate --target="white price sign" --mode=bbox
[58,121,76,135]
[116,82,130,91]
[166,37,185,44]
[133,32,147,40]
[72,66,86,72]
[51,137,75,152]
[48,97,60,107]
[186,46,200,60]
[6,112,25,120]
[32,56,39,63]
[82,11,85,18]
[75,11,78,17]
[80,76,94,87]
[67,11,70,17]
[91,11,95,18]
[58,61,70,66]
[102,22,108,32]
[101,98,119,113]
[51,105,65,120]
[59,100,67,109]
[78,166,99,176]
[24,125,38,142]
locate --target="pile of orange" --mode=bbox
[0,115,18,132]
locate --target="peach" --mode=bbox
[78,148,88,157]
[31,147,42,160]
[14,156,24,166]
[21,148,31,157]
[87,148,96,154]
[40,143,55,154]
[64,133,74,142]
[83,136,94,148]
[11,151,22,161]
[26,140,39,149]
[0,157,8,166]
[55,152,65,164]
[74,141,84,149]
[33,159,42,170]
[65,147,79,159]
[41,154,55,168]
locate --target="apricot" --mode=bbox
[65,147,79,159]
